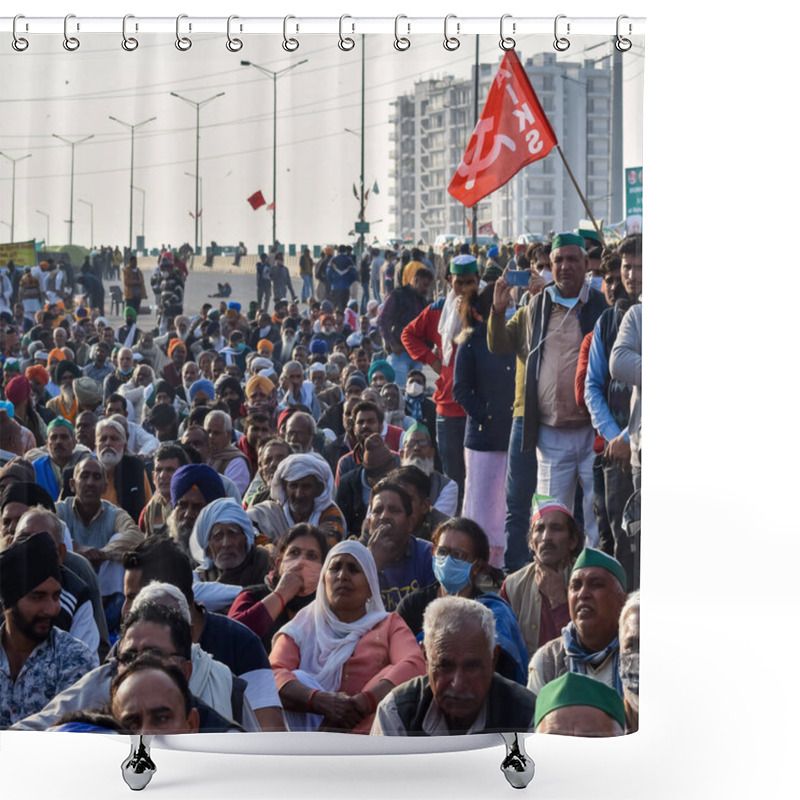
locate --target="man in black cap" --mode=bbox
[0,532,98,728]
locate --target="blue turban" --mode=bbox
[189,497,255,568]
[368,359,396,384]
[170,464,226,507]
[188,378,215,403]
[227,301,242,313]
[310,339,328,355]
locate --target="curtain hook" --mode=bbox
[499,14,516,51]
[175,14,192,51]
[443,14,460,51]
[63,13,80,51]
[615,15,632,52]
[338,15,355,51]
[12,14,29,52]
[122,14,139,51]
[226,15,243,52]
[394,15,410,51]
[283,15,299,52]
[553,14,570,52]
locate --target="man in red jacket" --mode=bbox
[401,255,479,511]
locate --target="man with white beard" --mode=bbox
[400,422,458,518]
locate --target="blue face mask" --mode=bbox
[433,555,472,595]
[546,285,580,310]
[236,342,246,352]
[590,275,604,292]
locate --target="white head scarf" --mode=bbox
[190,497,256,569]
[275,540,388,692]
[271,453,336,527]
[437,288,464,367]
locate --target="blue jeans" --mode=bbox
[387,350,422,389]
[360,282,370,314]
[504,416,538,573]
[372,276,382,302]
[300,273,314,301]
[436,414,466,513]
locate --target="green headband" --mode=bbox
[534,672,626,730]
[572,547,627,592]
[551,233,586,251]
[47,416,75,436]
[449,255,479,275]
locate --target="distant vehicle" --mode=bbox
[434,234,497,250]
[516,234,547,245]
[36,250,74,269]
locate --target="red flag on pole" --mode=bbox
[448,50,558,208]
[247,190,266,210]
[266,201,275,211]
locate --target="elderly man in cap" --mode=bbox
[400,421,457,517]
[534,672,625,737]
[489,232,608,569]
[31,417,88,501]
[403,254,482,510]
[73,375,104,421]
[190,498,272,587]
[117,306,141,348]
[248,453,344,545]
[278,360,321,421]
[0,531,98,728]
[528,548,628,697]
[372,596,536,736]
[167,463,228,557]
[204,409,251,496]
[501,495,585,659]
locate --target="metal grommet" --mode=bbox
[394,15,410,51]
[12,15,29,52]
[63,14,80,51]
[553,14,570,52]
[499,14,515,51]
[338,15,355,51]
[282,15,299,52]
[122,14,139,51]
[443,14,460,51]
[175,14,192,51]
[226,15,243,52]
[615,15,632,52]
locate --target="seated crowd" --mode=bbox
[0,232,641,739]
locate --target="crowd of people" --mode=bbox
[0,229,641,741]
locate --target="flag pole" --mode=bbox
[555,144,606,247]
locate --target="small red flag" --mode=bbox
[448,50,558,208]
[266,201,275,211]
[247,190,266,210]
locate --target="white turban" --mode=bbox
[271,453,335,528]
[190,497,256,569]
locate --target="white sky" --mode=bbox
[1,24,643,250]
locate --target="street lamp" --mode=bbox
[240,58,308,250]
[36,210,50,245]
[52,133,94,246]
[108,115,156,257]
[184,172,204,254]
[78,199,94,250]
[132,186,146,249]
[170,92,225,264]
[0,151,32,241]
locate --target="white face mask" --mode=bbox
[405,381,424,398]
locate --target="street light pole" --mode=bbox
[170,92,224,265]
[0,151,32,241]
[108,116,156,257]
[240,59,308,250]
[184,173,204,256]
[36,210,50,245]
[52,133,94,246]
[78,199,94,249]
[132,187,145,247]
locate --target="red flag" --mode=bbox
[247,190,266,210]
[266,201,275,211]
[448,50,558,208]
[479,222,496,236]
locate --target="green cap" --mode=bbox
[405,421,431,440]
[572,547,627,592]
[449,255,479,275]
[46,416,75,436]
[534,673,625,730]
[551,232,586,251]
[578,228,602,246]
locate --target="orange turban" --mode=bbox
[245,375,275,399]
[168,338,187,357]
[26,365,50,386]
[48,349,66,365]
[257,339,274,355]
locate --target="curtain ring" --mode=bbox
[226,15,243,52]
[443,14,460,51]
[499,14,515,51]
[122,14,139,51]
[175,14,192,51]
[283,15,299,52]
[63,14,80,51]
[394,15,410,51]
[615,15,632,52]
[553,14,570,52]
[338,15,355,51]
[12,15,29,52]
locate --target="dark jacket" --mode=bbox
[452,320,515,452]
[378,284,429,351]
[335,466,369,536]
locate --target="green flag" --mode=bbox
[372,180,380,195]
